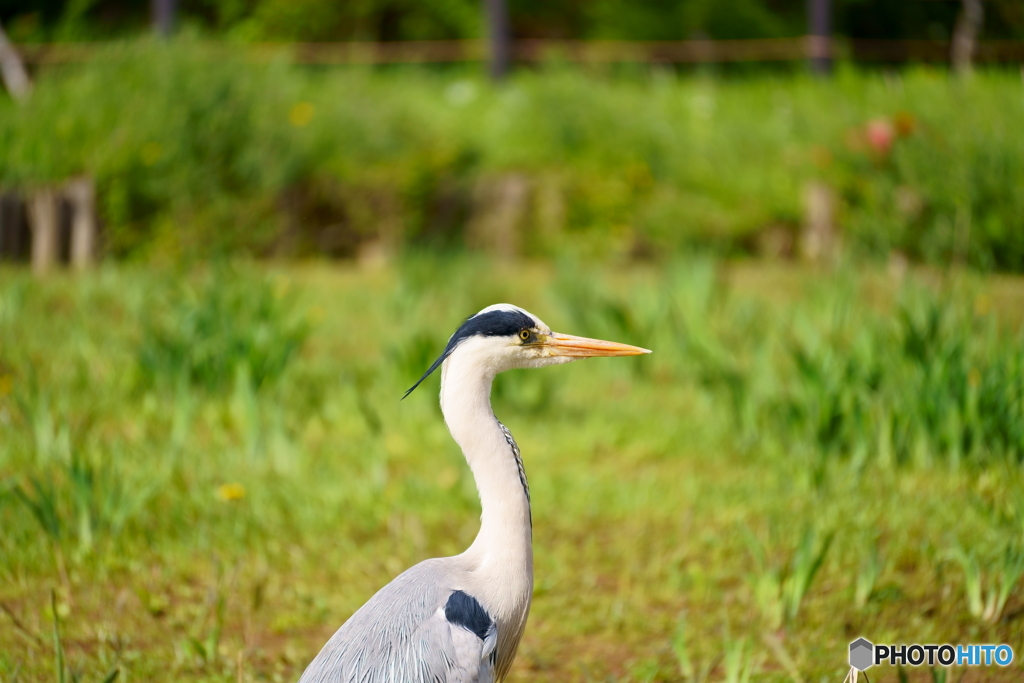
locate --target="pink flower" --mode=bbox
[865,118,895,157]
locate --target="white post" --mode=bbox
[801,180,837,264]
[28,188,59,275]
[66,177,97,270]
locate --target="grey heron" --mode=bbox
[299,304,650,683]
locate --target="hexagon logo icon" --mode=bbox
[849,638,874,671]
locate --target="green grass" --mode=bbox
[2,258,1024,682]
[2,42,1024,269]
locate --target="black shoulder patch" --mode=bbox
[403,308,536,398]
[444,590,493,641]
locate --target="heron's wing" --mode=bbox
[298,559,496,683]
[409,601,497,683]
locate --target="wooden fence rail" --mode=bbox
[13,37,1024,67]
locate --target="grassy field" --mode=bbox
[2,258,1024,682]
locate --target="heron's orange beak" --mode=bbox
[543,333,651,358]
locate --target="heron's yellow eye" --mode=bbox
[519,329,531,342]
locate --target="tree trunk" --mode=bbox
[0,21,31,101]
[807,0,832,75]
[952,0,983,76]
[484,0,511,80]
[152,0,177,37]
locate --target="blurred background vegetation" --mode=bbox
[0,1,1021,272]
[2,50,1024,270]
[2,1,1024,682]
[2,0,1024,42]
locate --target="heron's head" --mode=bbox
[404,304,650,398]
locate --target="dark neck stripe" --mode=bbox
[497,420,531,527]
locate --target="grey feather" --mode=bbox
[298,559,496,683]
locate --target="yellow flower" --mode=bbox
[216,482,246,501]
[0,375,11,396]
[289,102,315,127]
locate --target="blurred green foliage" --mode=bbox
[552,258,1024,466]
[705,290,1024,466]
[136,264,310,392]
[1,42,1023,271]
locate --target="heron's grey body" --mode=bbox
[298,305,648,683]
[298,559,503,683]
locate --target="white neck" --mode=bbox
[439,346,533,617]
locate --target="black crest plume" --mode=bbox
[403,308,535,399]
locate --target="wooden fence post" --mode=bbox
[28,188,59,275]
[66,177,97,270]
